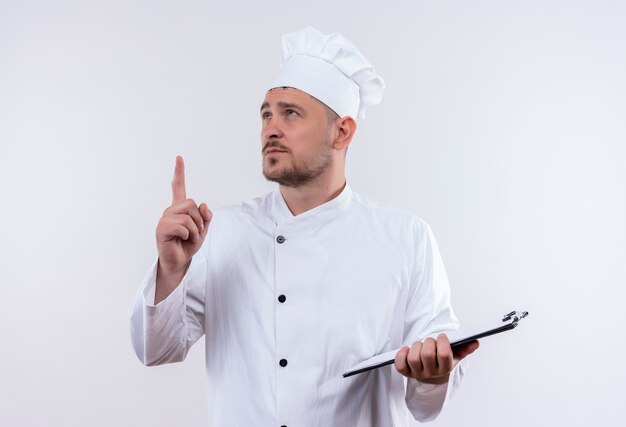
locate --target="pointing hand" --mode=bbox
[154,156,212,302]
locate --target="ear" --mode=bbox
[332,117,357,151]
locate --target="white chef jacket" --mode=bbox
[130,184,466,426]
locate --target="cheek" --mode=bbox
[289,124,324,147]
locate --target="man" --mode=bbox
[130,27,478,426]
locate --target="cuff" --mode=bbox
[140,258,187,322]
[405,358,468,422]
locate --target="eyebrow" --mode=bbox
[260,101,304,112]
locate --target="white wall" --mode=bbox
[1,1,624,425]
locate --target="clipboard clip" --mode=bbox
[502,310,529,323]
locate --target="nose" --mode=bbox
[261,116,284,141]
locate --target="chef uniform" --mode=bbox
[130,27,467,426]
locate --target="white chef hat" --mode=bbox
[269,27,385,119]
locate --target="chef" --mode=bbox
[130,26,478,426]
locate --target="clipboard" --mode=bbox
[343,310,529,378]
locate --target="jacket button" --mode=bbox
[278,294,286,303]
[279,358,288,367]
[276,235,286,244]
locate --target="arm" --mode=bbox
[129,248,209,366]
[129,156,212,366]
[395,221,478,422]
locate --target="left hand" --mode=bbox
[394,334,480,384]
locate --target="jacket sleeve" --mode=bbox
[402,220,467,422]
[129,242,208,366]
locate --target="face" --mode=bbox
[260,87,336,187]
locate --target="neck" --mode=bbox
[279,174,346,216]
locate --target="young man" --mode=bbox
[130,27,478,426]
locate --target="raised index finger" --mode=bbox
[171,155,187,204]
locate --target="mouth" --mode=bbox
[264,148,288,155]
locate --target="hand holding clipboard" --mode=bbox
[343,310,529,378]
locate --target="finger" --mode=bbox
[172,214,201,242]
[394,347,411,376]
[436,334,453,374]
[171,155,187,204]
[165,200,204,232]
[407,341,423,375]
[199,203,213,235]
[160,214,201,242]
[453,340,480,361]
[157,222,190,242]
[419,338,437,376]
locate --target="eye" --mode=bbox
[285,109,299,117]
[261,111,271,120]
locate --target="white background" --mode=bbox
[1,0,625,426]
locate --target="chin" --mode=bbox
[264,171,284,181]
[262,165,281,180]
[264,159,286,174]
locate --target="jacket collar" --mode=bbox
[270,183,353,227]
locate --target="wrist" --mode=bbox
[155,259,190,304]
[157,258,191,277]
[417,374,449,385]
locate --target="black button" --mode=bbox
[281,425,287,427]
[279,358,288,367]
[276,235,286,244]
[278,294,286,303]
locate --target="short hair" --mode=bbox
[323,104,341,139]
[325,105,340,126]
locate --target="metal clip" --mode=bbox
[502,310,529,322]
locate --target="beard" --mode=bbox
[262,138,333,188]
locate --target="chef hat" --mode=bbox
[269,27,385,119]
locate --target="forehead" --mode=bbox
[262,87,323,110]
